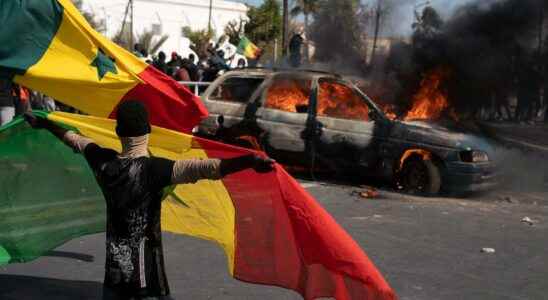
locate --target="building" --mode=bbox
[83,0,248,56]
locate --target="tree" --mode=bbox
[224,19,246,45]
[113,28,169,56]
[182,27,214,58]
[243,0,282,61]
[136,30,169,56]
[291,0,320,62]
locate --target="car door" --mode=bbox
[313,77,384,171]
[255,75,314,164]
[201,75,265,135]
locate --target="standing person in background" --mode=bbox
[30,91,56,112]
[173,59,191,83]
[184,56,200,82]
[0,79,16,126]
[15,84,31,115]
[289,31,304,68]
[133,44,144,58]
[188,54,197,65]
[167,52,180,77]
[152,51,168,75]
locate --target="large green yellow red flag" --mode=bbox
[0,0,207,133]
[0,112,396,300]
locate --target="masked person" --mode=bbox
[24,101,274,299]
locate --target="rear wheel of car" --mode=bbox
[399,158,442,196]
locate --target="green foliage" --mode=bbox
[137,30,169,56]
[182,27,214,58]
[224,19,245,45]
[244,0,282,47]
[113,28,169,56]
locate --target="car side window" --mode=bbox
[209,77,264,103]
[264,78,311,113]
[317,79,370,121]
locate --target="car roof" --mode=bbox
[223,68,341,79]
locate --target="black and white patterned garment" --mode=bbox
[83,143,175,299]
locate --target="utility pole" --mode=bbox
[370,0,382,66]
[120,0,132,49]
[539,6,544,56]
[282,0,289,56]
[208,0,213,36]
[129,0,134,49]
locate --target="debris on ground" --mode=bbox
[481,248,496,254]
[498,195,516,203]
[351,186,380,199]
[521,217,537,226]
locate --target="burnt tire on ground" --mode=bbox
[399,158,442,196]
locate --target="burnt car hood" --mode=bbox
[392,120,491,151]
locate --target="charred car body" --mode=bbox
[197,69,497,195]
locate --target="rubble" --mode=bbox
[351,187,380,199]
[521,217,537,226]
[498,195,517,204]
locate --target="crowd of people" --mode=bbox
[0,80,57,126]
[0,40,255,127]
[135,40,250,87]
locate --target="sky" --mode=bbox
[230,0,480,36]
[232,0,263,7]
[231,0,477,9]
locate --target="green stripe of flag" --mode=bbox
[0,114,105,265]
[0,245,11,265]
[0,0,64,78]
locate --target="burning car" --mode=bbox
[196,69,497,195]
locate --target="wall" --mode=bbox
[84,0,248,56]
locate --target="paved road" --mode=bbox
[1,181,547,300]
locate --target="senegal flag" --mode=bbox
[237,37,262,60]
[0,0,207,133]
[0,112,396,300]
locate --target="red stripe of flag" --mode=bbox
[111,65,208,133]
[198,137,397,300]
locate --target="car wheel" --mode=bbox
[399,158,442,196]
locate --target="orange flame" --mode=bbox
[265,70,457,124]
[381,104,398,120]
[266,80,370,121]
[404,67,451,121]
[317,81,369,121]
[266,79,311,113]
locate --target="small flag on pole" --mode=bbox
[237,37,262,60]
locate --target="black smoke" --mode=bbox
[384,0,547,118]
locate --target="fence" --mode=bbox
[178,81,212,96]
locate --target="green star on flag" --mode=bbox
[91,50,117,80]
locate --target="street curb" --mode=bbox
[477,122,548,155]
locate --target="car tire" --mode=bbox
[399,158,442,196]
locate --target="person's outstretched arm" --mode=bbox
[170,155,275,185]
[24,112,93,153]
